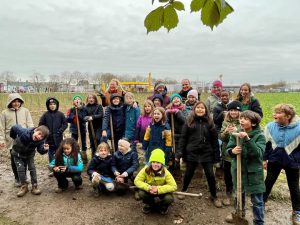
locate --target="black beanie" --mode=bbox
[227,101,242,111]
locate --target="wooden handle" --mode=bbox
[236,135,242,214]
[75,107,82,148]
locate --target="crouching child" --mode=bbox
[134,149,177,215]
[49,138,83,193]
[112,138,139,195]
[87,142,115,197]
[10,124,50,197]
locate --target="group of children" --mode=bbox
[0,80,300,224]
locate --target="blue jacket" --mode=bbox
[264,116,300,169]
[66,106,88,134]
[49,153,83,173]
[124,105,140,141]
[112,148,139,177]
[10,125,47,158]
[87,155,114,179]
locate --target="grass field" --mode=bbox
[1,92,300,128]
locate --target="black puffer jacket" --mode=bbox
[177,116,220,163]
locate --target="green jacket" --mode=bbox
[219,119,240,162]
[134,166,177,194]
[226,126,266,194]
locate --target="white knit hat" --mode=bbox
[187,89,198,100]
[118,138,130,149]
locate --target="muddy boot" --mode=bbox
[211,196,222,208]
[81,151,88,164]
[222,193,231,206]
[17,184,29,197]
[48,172,54,177]
[225,213,234,223]
[31,184,42,195]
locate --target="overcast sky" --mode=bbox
[0,0,299,85]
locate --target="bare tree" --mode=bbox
[60,71,74,85]
[0,71,17,82]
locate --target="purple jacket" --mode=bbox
[135,115,152,143]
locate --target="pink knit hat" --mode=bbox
[187,89,198,100]
[212,80,223,89]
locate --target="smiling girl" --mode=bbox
[177,101,222,208]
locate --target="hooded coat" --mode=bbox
[0,93,34,149]
[38,97,67,148]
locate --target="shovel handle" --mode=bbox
[236,135,242,214]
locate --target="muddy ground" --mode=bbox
[0,150,295,225]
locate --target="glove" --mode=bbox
[92,172,100,178]
[97,92,105,99]
[114,171,120,176]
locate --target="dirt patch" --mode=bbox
[0,151,294,225]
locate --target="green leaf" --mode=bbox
[201,0,220,30]
[163,5,179,32]
[159,0,169,2]
[144,6,164,34]
[190,0,207,13]
[218,2,234,24]
[172,1,185,11]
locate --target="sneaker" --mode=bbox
[292,211,300,225]
[159,205,169,215]
[222,197,231,206]
[31,184,42,195]
[142,204,151,214]
[17,184,28,197]
[225,213,234,223]
[211,196,222,208]
[55,187,63,193]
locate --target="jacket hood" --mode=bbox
[7,93,24,108]
[46,97,59,112]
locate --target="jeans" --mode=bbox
[264,161,300,211]
[182,161,217,197]
[48,144,58,163]
[137,189,174,207]
[234,193,264,225]
[54,172,82,189]
[13,155,37,185]
[251,193,264,225]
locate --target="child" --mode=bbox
[225,110,266,224]
[84,93,104,157]
[135,100,154,165]
[142,107,172,165]
[219,101,242,206]
[135,100,154,144]
[263,104,300,224]
[49,138,83,193]
[185,89,199,114]
[66,94,88,163]
[39,97,67,176]
[213,90,230,133]
[0,93,34,187]
[151,94,164,108]
[112,138,139,194]
[102,93,126,151]
[87,142,115,196]
[176,101,222,207]
[134,148,177,214]
[166,93,188,164]
[10,124,50,197]
[124,92,140,143]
